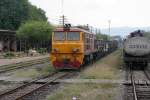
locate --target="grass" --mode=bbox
[14,64,55,78]
[79,50,122,79]
[14,68,40,78]
[47,83,116,100]
[47,50,122,100]
[3,52,15,59]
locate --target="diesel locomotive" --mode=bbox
[50,26,118,69]
[123,30,150,67]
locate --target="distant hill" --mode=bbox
[101,27,150,37]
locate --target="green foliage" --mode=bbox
[96,33,110,40]
[28,4,47,21]
[17,21,53,41]
[41,65,55,74]
[4,52,15,58]
[144,32,150,39]
[0,0,29,30]
[0,0,47,30]
[37,48,47,54]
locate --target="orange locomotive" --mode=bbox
[50,27,117,69]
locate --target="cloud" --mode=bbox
[29,0,150,28]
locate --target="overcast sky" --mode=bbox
[29,0,150,29]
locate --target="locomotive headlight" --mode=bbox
[72,48,79,52]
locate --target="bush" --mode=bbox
[37,48,47,54]
[17,21,53,41]
[17,21,54,41]
[96,33,111,40]
[4,52,15,58]
[17,21,54,49]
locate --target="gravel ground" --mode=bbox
[0,62,51,82]
[123,63,150,100]
[112,67,127,100]
[45,68,125,100]
[23,83,63,100]
[0,81,23,94]
[0,55,49,66]
[0,51,125,100]
[115,69,125,100]
[133,71,148,81]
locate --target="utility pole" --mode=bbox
[59,0,68,27]
[61,0,64,14]
[108,20,111,40]
[59,15,68,27]
[108,20,111,35]
[61,0,64,27]
[62,15,65,28]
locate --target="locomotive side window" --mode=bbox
[129,45,147,49]
[67,32,80,41]
[54,32,65,41]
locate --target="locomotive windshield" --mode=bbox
[67,32,80,41]
[54,32,65,40]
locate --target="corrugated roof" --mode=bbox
[0,30,16,33]
[0,30,16,35]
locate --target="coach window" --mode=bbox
[67,32,80,41]
[54,32,65,41]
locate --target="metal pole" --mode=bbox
[108,20,111,40]
[62,15,65,28]
[61,0,64,27]
[61,0,64,14]
[108,20,111,35]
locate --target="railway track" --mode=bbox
[125,65,150,100]
[0,71,72,100]
[0,57,49,74]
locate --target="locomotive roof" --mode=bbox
[54,27,94,34]
[128,30,144,38]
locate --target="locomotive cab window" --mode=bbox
[54,32,65,41]
[67,32,80,41]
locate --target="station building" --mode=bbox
[0,30,16,52]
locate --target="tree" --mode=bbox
[96,33,110,40]
[0,0,29,30]
[0,0,48,30]
[17,21,54,49]
[144,32,150,39]
[28,4,47,21]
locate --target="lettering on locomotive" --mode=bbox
[128,45,147,49]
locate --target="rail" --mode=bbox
[129,65,138,100]
[0,57,49,74]
[15,72,69,100]
[125,64,150,100]
[0,71,61,100]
